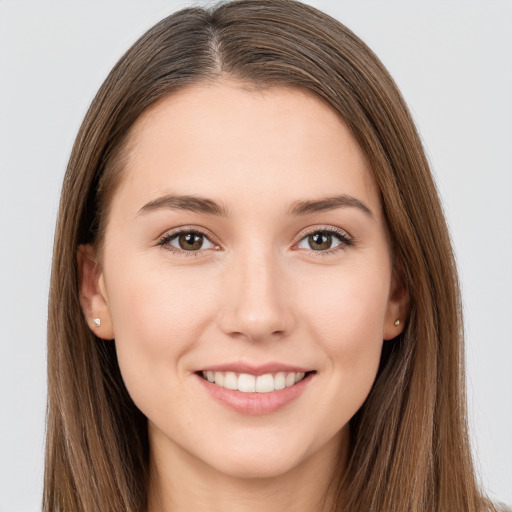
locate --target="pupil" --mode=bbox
[179,233,202,250]
[310,233,331,250]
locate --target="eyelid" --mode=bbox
[298,225,352,241]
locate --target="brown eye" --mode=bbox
[308,233,333,251]
[296,229,351,253]
[178,233,204,251]
[163,230,216,253]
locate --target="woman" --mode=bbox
[43,1,508,510]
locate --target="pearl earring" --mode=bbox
[93,318,101,327]
[394,319,400,326]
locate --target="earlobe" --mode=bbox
[77,244,115,340]
[383,269,409,341]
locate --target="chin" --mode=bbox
[207,449,307,480]
[195,426,343,481]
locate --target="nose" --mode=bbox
[217,248,296,343]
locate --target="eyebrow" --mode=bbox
[137,193,373,218]
[287,195,373,218]
[138,194,230,217]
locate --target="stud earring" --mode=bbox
[92,318,101,327]
[394,319,400,326]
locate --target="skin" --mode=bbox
[78,80,407,512]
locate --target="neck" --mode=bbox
[146,427,348,512]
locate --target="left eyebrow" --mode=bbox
[287,194,374,218]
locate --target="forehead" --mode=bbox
[114,80,382,218]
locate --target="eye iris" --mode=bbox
[178,233,203,250]
[309,232,332,250]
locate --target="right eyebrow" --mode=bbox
[137,194,230,217]
[287,194,374,218]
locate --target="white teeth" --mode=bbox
[274,372,286,390]
[214,371,224,387]
[201,370,308,393]
[224,371,238,390]
[238,373,256,392]
[255,374,275,393]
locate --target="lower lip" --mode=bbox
[196,373,314,415]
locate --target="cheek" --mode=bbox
[298,257,390,386]
[104,257,218,409]
[300,257,389,338]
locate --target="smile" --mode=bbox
[196,366,315,415]
[201,370,307,393]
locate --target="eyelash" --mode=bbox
[156,226,354,258]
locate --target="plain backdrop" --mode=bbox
[1,1,511,510]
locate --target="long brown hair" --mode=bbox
[44,1,491,510]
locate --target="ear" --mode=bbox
[77,244,115,340]
[383,267,409,341]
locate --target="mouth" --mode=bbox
[196,368,315,414]
[198,370,314,393]
[194,362,316,414]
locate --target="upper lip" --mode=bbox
[196,362,313,376]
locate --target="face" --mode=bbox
[79,81,405,480]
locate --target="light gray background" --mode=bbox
[1,1,511,510]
